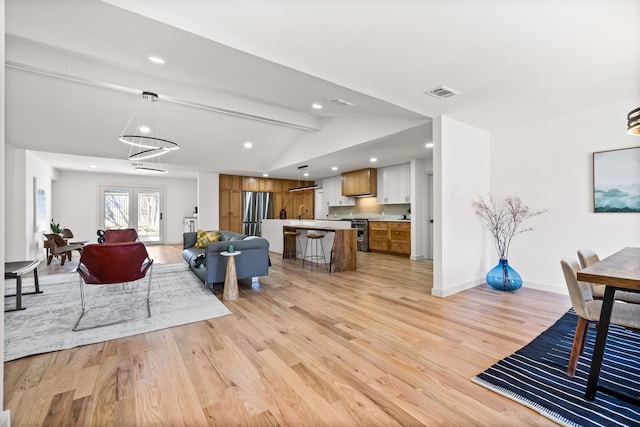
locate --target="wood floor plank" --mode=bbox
[5,248,568,426]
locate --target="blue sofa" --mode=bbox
[182,231,270,289]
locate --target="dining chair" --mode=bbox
[560,258,640,376]
[577,248,640,303]
[43,233,84,266]
[73,241,154,331]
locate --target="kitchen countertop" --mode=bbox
[318,217,411,222]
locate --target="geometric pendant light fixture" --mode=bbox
[628,107,640,135]
[118,91,180,173]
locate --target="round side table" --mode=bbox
[220,251,241,301]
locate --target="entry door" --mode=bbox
[100,186,164,244]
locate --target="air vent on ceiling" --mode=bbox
[329,98,356,107]
[425,85,461,100]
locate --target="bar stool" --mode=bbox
[302,232,328,272]
[283,230,302,262]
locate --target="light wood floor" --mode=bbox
[5,245,571,426]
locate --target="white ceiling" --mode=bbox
[6,0,639,180]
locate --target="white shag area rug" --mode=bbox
[4,263,231,361]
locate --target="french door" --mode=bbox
[100,186,164,244]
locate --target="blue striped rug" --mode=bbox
[473,310,640,427]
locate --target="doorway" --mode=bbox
[425,172,433,259]
[100,186,164,244]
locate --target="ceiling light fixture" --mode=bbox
[330,98,356,107]
[628,107,640,135]
[425,142,434,148]
[135,165,168,174]
[244,141,253,148]
[118,91,179,173]
[312,103,323,110]
[289,165,319,192]
[370,157,378,162]
[331,166,338,171]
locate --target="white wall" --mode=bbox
[50,170,196,246]
[197,172,220,230]
[433,116,491,297]
[490,100,640,293]
[4,146,56,262]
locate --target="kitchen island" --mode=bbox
[261,219,357,272]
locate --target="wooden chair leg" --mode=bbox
[47,254,53,265]
[60,253,66,266]
[567,316,589,377]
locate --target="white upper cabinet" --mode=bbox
[377,163,411,204]
[322,176,355,207]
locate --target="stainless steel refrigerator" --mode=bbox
[242,191,274,236]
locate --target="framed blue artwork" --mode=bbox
[593,146,640,212]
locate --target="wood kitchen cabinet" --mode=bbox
[220,174,314,227]
[369,221,411,256]
[219,174,242,233]
[388,221,411,255]
[242,176,274,192]
[369,221,390,251]
[342,168,377,196]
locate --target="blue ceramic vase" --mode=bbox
[486,259,522,291]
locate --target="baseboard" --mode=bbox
[0,410,10,427]
[431,278,484,298]
[523,281,568,295]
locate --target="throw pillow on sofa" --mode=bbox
[195,229,221,248]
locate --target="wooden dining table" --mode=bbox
[576,247,640,404]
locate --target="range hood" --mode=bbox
[342,168,377,197]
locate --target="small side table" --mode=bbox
[220,251,241,301]
[4,260,42,312]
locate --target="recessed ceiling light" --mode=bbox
[370,157,378,163]
[425,142,434,148]
[148,56,165,64]
[331,166,338,171]
[89,165,97,168]
[244,141,253,148]
[139,126,150,133]
[262,173,269,177]
[312,103,323,110]
[303,172,309,177]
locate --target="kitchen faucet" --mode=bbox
[298,204,307,220]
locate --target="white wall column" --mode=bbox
[197,172,220,231]
[432,116,491,297]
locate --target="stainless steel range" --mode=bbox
[342,218,369,251]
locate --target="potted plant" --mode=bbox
[50,219,63,234]
[472,194,547,291]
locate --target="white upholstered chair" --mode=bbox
[577,248,640,303]
[561,258,640,377]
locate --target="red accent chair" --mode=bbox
[103,228,139,243]
[73,242,153,331]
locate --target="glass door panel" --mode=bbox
[103,188,130,229]
[136,189,161,243]
[101,186,164,244]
